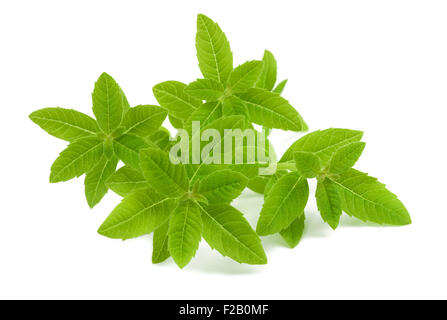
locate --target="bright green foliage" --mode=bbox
[170,14,305,135]
[273,79,288,95]
[85,156,119,208]
[150,128,174,151]
[31,14,411,270]
[92,72,128,134]
[222,95,249,117]
[152,221,170,264]
[329,169,411,225]
[196,14,233,84]
[257,172,309,235]
[198,169,248,203]
[168,200,203,268]
[106,166,149,197]
[102,146,265,268]
[264,171,287,195]
[281,128,364,163]
[113,134,151,169]
[103,138,114,159]
[50,137,104,183]
[294,151,321,178]
[280,214,305,248]
[186,115,248,183]
[328,142,365,174]
[184,79,225,101]
[97,187,177,240]
[260,128,410,247]
[228,60,264,93]
[169,114,184,129]
[255,49,288,96]
[102,140,265,267]
[140,148,189,198]
[30,72,167,207]
[256,50,277,91]
[152,81,202,120]
[121,105,167,137]
[247,175,270,194]
[315,179,342,229]
[236,88,307,131]
[29,108,99,142]
[184,101,223,133]
[199,203,267,264]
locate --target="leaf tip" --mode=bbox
[98,71,112,80]
[173,258,190,269]
[300,120,309,132]
[97,225,109,238]
[258,254,268,265]
[284,241,298,249]
[263,49,273,56]
[49,172,61,184]
[197,13,209,22]
[152,255,169,264]
[400,214,412,226]
[28,111,37,122]
[86,199,97,209]
[328,222,339,230]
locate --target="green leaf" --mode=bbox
[119,86,131,114]
[329,169,411,225]
[184,101,223,134]
[29,107,99,142]
[98,187,177,240]
[315,179,342,230]
[198,169,248,203]
[140,148,189,198]
[50,137,104,183]
[228,60,264,93]
[328,142,366,174]
[264,171,287,195]
[281,128,364,163]
[222,95,249,117]
[152,221,170,264]
[168,200,202,268]
[196,14,233,84]
[280,213,305,248]
[257,172,309,236]
[184,193,209,205]
[106,166,149,197]
[113,134,150,168]
[149,128,173,151]
[188,115,248,183]
[185,79,224,101]
[198,203,267,265]
[272,79,287,95]
[235,88,307,131]
[153,81,202,120]
[186,123,271,186]
[169,114,184,129]
[122,105,167,137]
[84,156,118,208]
[256,50,277,91]
[247,176,270,194]
[186,163,259,187]
[92,72,127,134]
[294,151,321,178]
[103,138,114,158]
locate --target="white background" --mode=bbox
[1,0,446,299]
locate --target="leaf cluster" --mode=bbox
[257,128,411,248]
[30,14,411,269]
